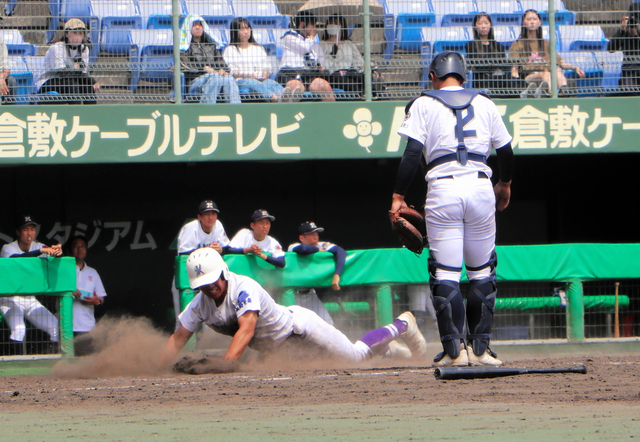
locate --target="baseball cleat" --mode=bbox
[383,340,413,360]
[432,343,468,367]
[397,311,428,359]
[467,347,503,366]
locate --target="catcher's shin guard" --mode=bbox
[466,278,496,356]
[431,279,466,359]
[466,252,498,357]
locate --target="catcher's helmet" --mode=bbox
[429,51,466,81]
[186,249,230,289]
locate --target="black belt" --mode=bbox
[437,171,488,180]
[426,152,487,172]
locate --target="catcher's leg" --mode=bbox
[429,252,466,365]
[466,251,502,366]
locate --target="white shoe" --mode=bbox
[397,311,427,359]
[432,343,468,367]
[468,347,503,366]
[383,341,413,360]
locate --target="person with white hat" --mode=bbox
[35,18,100,104]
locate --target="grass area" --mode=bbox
[0,358,60,377]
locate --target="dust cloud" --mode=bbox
[51,316,169,378]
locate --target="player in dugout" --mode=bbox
[159,249,427,367]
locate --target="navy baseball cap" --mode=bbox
[251,209,275,222]
[299,221,324,235]
[16,215,38,229]
[198,200,220,214]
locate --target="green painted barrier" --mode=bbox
[324,302,371,314]
[496,295,630,311]
[0,257,76,357]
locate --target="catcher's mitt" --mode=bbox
[173,355,238,375]
[389,206,426,255]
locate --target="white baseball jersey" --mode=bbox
[398,86,512,279]
[398,86,512,182]
[229,229,285,258]
[287,241,337,252]
[1,239,47,258]
[177,219,230,254]
[73,263,107,332]
[179,272,370,361]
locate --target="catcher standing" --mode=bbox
[391,51,514,367]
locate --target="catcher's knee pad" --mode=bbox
[431,279,466,359]
[466,276,497,357]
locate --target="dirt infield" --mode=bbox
[1,318,639,441]
[2,353,640,441]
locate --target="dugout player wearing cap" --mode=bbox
[391,51,514,367]
[171,200,233,330]
[1,215,62,355]
[287,221,346,325]
[159,249,426,366]
[228,209,285,268]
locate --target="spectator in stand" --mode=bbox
[277,11,335,102]
[36,19,100,104]
[68,235,106,356]
[0,215,61,355]
[465,12,524,96]
[509,9,584,96]
[180,15,241,104]
[0,34,17,104]
[223,17,284,102]
[608,15,640,93]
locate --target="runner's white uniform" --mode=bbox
[398,86,512,278]
[0,240,59,342]
[172,219,230,329]
[178,272,370,361]
[73,262,107,332]
[229,229,284,259]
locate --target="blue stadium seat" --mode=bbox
[0,30,38,56]
[557,25,608,52]
[91,0,143,53]
[491,25,517,50]
[128,28,173,92]
[593,50,623,95]
[7,56,34,104]
[420,26,469,86]
[519,0,576,26]
[381,0,435,57]
[183,0,235,29]
[251,28,277,57]
[230,0,289,29]
[137,0,186,29]
[431,0,477,27]
[559,51,603,96]
[475,0,523,26]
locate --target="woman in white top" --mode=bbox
[319,14,384,96]
[223,17,284,102]
[37,18,100,104]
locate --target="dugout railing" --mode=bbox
[0,256,76,357]
[175,243,640,345]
